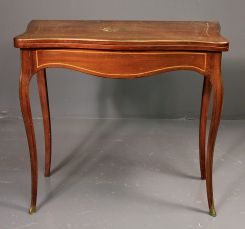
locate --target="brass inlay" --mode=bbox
[36,50,206,75]
[19,37,228,45]
[36,49,205,55]
[101,27,119,32]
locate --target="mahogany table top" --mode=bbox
[14,20,229,51]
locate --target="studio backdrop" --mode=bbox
[0,0,244,119]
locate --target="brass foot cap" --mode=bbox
[209,206,217,217]
[29,206,37,214]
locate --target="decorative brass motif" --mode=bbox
[101,27,119,32]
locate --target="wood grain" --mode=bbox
[14,20,229,51]
[35,50,207,77]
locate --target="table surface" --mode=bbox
[14,20,229,51]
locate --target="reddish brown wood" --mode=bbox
[15,20,229,216]
[205,53,224,217]
[35,49,207,77]
[199,77,212,180]
[14,20,229,51]
[19,49,38,214]
[37,69,51,177]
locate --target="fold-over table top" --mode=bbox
[14,20,229,51]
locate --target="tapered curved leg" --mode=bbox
[37,69,52,177]
[199,77,212,180]
[19,50,37,214]
[205,53,223,217]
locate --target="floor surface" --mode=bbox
[0,118,245,229]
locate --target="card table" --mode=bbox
[14,20,229,215]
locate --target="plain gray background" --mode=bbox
[0,0,244,119]
[1,2,245,228]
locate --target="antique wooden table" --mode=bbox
[14,20,229,216]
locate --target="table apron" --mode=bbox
[33,49,208,78]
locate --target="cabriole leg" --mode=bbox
[37,69,52,177]
[205,53,223,217]
[19,50,38,214]
[199,77,212,180]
